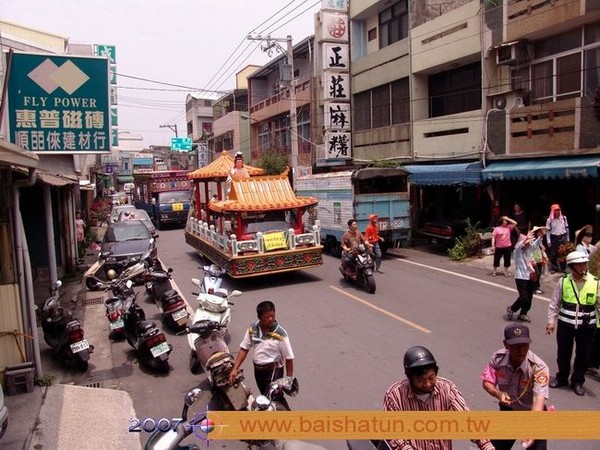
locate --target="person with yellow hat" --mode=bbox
[545,204,569,273]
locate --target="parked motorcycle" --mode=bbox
[103,278,136,340]
[144,387,205,450]
[184,318,249,411]
[199,263,225,294]
[339,244,376,294]
[143,260,190,331]
[190,277,236,339]
[117,279,173,372]
[41,280,94,371]
[244,376,327,450]
[85,250,150,291]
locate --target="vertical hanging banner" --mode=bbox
[5,52,111,153]
[318,1,350,166]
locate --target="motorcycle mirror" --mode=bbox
[191,278,201,287]
[54,280,63,289]
[126,280,133,288]
[168,268,174,273]
[149,238,155,245]
[182,387,203,420]
[230,290,243,297]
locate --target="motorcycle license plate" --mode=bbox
[109,318,124,330]
[150,342,170,358]
[70,340,90,353]
[172,309,188,321]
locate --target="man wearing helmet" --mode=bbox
[383,346,494,450]
[546,250,599,396]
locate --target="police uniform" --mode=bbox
[548,272,599,388]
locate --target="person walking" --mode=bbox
[545,204,569,273]
[383,346,494,450]
[531,226,548,295]
[229,300,294,407]
[75,210,86,259]
[481,324,549,450]
[546,251,599,396]
[492,216,517,277]
[365,213,384,273]
[575,224,597,258]
[505,231,542,323]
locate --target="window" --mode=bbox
[379,1,408,49]
[368,28,377,42]
[531,61,553,102]
[353,77,410,131]
[585,47,600,96]
[259,125,270,151]
[429,62,482,117]
[556,53,581,99]
[353,91,371,131]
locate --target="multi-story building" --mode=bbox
[349,0,600,231]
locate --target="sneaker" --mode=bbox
[535,290,543,294]
[517,314,531,322]
[505,307,514,320]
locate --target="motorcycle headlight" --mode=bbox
[107,269,117,280]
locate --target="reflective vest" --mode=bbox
[559,274,598,328]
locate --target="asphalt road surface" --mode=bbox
[48,227,600,449]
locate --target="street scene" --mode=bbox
[2,1,600,450]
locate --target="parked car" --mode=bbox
[109,191,129,206]
[118,209,156,235]
[420,218,468,249]
[109,204,136,223]
[101,220,157,273]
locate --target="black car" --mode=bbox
[420,218,468,248]
[101,220,157,273]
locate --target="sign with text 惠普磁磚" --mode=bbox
[5,52,111,154]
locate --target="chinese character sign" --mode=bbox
[6,52,111,153]
[324,103,351,130]
[325,132,351,159]
[320,12,348,42]
[323,43,348,71]
[321,0,348,11]
[323,72,349,101]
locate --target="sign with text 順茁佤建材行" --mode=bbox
[5,51,111,154]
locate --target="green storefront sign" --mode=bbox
[6,52,110,153]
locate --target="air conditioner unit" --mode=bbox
[496,42,529,66]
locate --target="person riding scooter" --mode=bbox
[341,218,372,273]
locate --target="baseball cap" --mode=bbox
[504,324,532,345]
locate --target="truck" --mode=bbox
[295,168,411,256]
[132,170,192,229]
[184,151,323,278]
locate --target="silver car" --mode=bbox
[118,209,156,235]
[109,204,136,223]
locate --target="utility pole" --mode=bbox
[160,124,178,137]
[248,34,298,187]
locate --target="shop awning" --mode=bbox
[116,175,134,183]
[0,140,39,168]
[404,161,483,186]
[482,156,600,181]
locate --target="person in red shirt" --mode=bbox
[364,213,384,273]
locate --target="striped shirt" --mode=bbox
[383,377,494,450]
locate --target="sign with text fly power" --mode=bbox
[5,52,110,154]
[171,137,192,151]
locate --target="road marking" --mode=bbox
[329,285,431,333]
[396,259,550,303]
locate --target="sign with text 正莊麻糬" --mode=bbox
[5,52,110,154]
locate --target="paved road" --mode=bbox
[9,227,598,450]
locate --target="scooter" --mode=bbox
[41,280,94,371]
[85,250,151,291]
[339,244,376,294]
[143,261,190,331]
[84,250,111,291]
[244,377,327,450]
[144,387,205,450]
[189,278,235,339]
[184,318,249,411]
[118,279,173,372]
[199,263,225,294]
[103,274,137,340]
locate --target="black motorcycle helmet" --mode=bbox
[403,346,438,377]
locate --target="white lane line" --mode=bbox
[396,258,550,303]
[329,285,432,334]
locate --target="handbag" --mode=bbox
[529,271,539,282]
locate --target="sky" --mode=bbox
[2,0,323,147]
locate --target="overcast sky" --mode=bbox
[3,0,322,146]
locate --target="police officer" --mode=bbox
[546,251,600,396]
[482,324,549,450]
